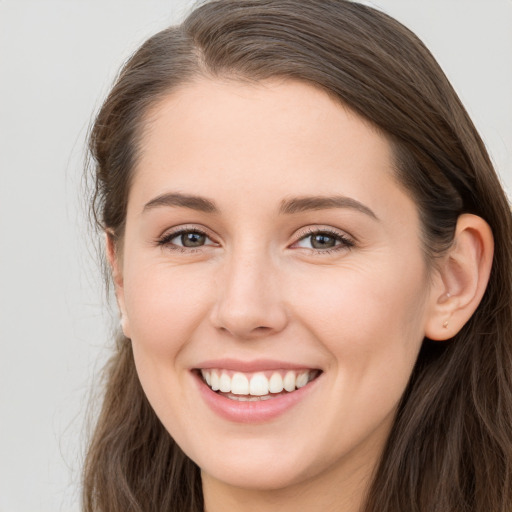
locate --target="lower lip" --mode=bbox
[193,371,321,423]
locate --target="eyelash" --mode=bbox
[293,228,355,254]
[156,227,355,254]
[156,227,216,252]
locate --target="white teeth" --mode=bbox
[231,372,249,395]
[200,368,318,397]
[249,373,269,396]
[226,393,273,401]
[211,370,220,391]
[283,371,296,392]
[269,372,284,393]
[219,373,231,393]
[296,371,309,389]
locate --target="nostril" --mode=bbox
[216,321,281,340]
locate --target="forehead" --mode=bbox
[131,78,406,216]
[140,78,388,158]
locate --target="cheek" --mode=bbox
[290,258,428,382]
[122,259,214,357]
[285,263,428,458]
[121,260,214,436]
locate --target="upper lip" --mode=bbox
[194,358,320,372]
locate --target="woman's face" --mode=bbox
[115,79,438,492]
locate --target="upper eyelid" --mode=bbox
[293,225,356,243]
[158,224,215,239]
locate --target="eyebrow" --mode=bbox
[142,191,378,220]
[143,192,219,213]
[279,195,378,220]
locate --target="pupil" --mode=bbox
[311,234,335,249]
[182,232,206,247]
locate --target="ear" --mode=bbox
[424,214,494,341]
[106,231,131,338]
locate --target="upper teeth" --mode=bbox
[200,369,317,396]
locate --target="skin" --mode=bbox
[109,79,493,512]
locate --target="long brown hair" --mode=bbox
[83,1,512,510]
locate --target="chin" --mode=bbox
[188,434,333,492]
[201,459,313,492]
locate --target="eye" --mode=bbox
[157,228,217,250]
[176,231,207,248]
[293,229,354,252]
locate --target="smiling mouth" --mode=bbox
[198,368,321,401]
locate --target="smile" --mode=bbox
[199,369,321,401]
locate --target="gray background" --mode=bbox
[0,1,510,511]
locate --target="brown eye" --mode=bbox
[180,232,207,247]
[294,229,354,253]
[157,229,215,250]
[310,233,337,249]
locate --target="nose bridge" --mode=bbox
[212,242,287,338]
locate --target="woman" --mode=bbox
[83,1,512,511]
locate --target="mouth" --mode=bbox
[197,368,322,401]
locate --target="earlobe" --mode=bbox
[424,214,494,341]
[105,230,131,338]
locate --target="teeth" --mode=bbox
[225,393,273,401]
[249,373,269,396]
[231,372,249,395]
[211,370,220,391]
[296,371,309,389]
[283,371,296,392]
[269,372,284,393]
[219,373,231,392]
[200,368,318,397]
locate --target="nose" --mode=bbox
[210,249,288,340]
